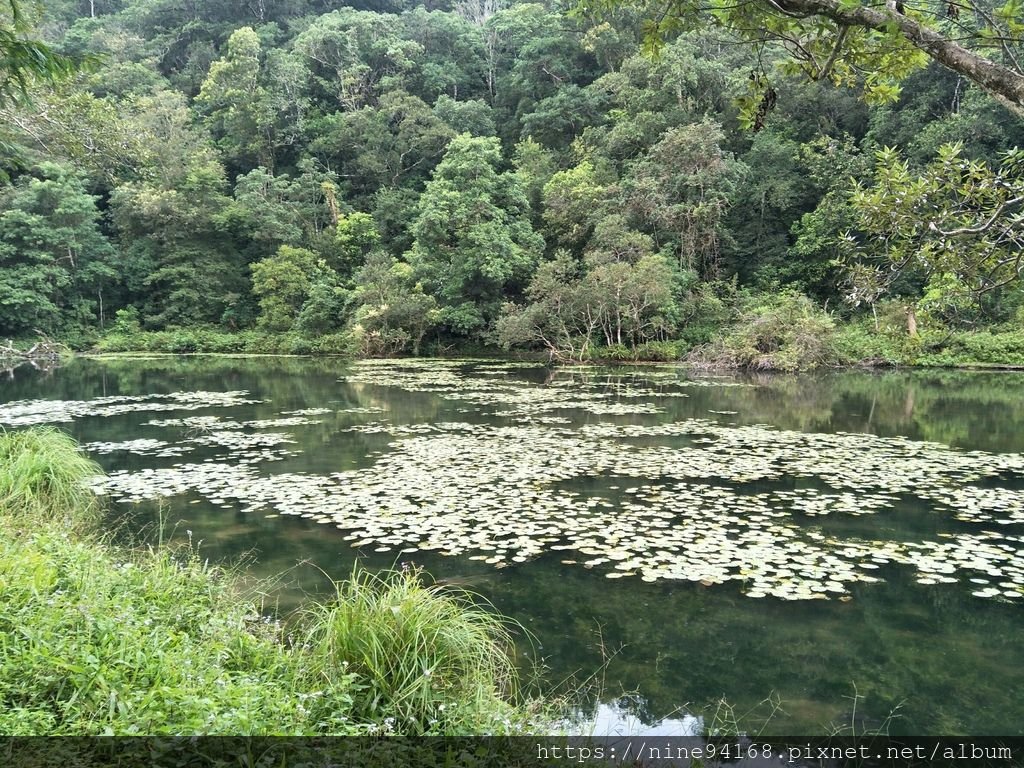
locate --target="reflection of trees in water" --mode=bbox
[852,571,1024,735]
[0,356,65,381]
[13,359,1024,454]
[717,369,1024,452]
[485,561,1024,735]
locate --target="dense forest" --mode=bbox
[2,0,1024,367]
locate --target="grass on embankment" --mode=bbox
[0,428,533,735]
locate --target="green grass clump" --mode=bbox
[0,427,102,534]
[300,568,521,734]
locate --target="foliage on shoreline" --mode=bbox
[82,317,1024,371]
[688,291,840,372]
[0,428,536,735]
[95,326,355,356]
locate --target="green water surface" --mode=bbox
[2,355,1023,736]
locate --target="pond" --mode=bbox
[2,355,1024,736]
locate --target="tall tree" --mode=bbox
[196,26,271,171]
[108,94,243,327]
[407,134,544,334]
[197,28,308,174]
[0,162,116,335]
[111,161,242,328]
[250,245,328,331]
[307,90,453,201]
[352,251,437,355]
[541,160,614,250]
[291,9,421,111]
[622,121,744,277]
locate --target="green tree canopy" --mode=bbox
[579,0,1024,115]
[0,162,116,335]
[1,0,81,105]
[844,143,1024,318]
[251,245,330,332]
[408,134,544,335]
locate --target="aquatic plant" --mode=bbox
[11,360,1024,606]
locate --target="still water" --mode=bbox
[2,355,1023,735]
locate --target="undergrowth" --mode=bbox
[690,291,840,372]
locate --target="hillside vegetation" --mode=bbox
[1,0,1023,368]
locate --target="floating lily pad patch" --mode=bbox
[90,414,1024,602]
[16,359,1024,604]
[83,438,191,457]
[0,391,260,427]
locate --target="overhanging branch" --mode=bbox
[779,0,1024,113]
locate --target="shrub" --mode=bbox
[916,329,1024,367]
[832,322,906,366]
[584,342,685,362]
[692,290,839,371]
[110,307,142,335]
[311,332,357,356]
[675,321,721,348]
[355,326,414,358]
[590,344,632,361]
[632,340,686,361]
[93,329,356,357]
[93,333,133,353]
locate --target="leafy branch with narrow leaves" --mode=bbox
[1,0,85,105]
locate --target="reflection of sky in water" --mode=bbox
[572,700,702,737]
[3,357,1024,734]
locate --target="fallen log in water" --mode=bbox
[0,334,71,360]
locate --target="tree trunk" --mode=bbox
[322,182,340,226]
